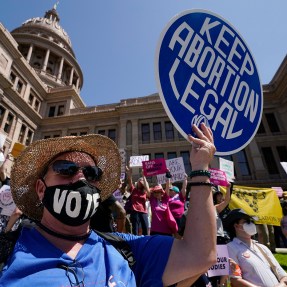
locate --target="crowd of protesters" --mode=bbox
[0,132,286,287]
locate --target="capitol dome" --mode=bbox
[10,5,83,90]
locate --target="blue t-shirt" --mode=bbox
[0,227,173,287]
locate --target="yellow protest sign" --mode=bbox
[11,142,25,158]
[220,185,283,226]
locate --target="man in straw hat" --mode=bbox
[224,209,287,287]
[1,123,217,287]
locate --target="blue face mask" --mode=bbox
[42,179,101,226]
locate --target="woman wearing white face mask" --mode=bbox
[224,209,287,287]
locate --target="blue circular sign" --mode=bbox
[155,10,263,155]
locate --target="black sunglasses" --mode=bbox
[58,260,85,287]
[52,160,103,181]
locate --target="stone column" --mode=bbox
[248,139,268,179]
[42,49,50,72]
[57,57,64,80]
[26,44,34,63]
[11,116,23,143]
[69,67,74,85]
[131,119,139,155]
[76,78,80,90]
[118,119,127,149]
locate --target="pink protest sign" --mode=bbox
[209,168,228,186]
[142,158,167,176]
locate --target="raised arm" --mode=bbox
[165,170,172,195]
[109,200,126,233]
[142,172,151,197]
[125,165,133,189]
[215,181,232,214]
[181,173,188,198]
[5,207,22,233]
[162,123,217,286]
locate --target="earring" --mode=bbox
[36,200,43,208]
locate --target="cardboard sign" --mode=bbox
[113,189,124,207]
[157,157,185,184]
[208,245,230,277]
[129,155,149,167]
[209,168,228,186]
[155,9,263,155]
[0,152,5,167]
[119,148,126,172]
[142,158,167,176]
[0,134,6,149]
[11,142,25,158]
[0,185,16,216]
[219,157,234,182]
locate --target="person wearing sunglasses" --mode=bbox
[1,123,217,287]
[224,209,287,287]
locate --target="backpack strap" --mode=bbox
[94,230,136,268]
[0,225,22,271]
[0,219,36,271]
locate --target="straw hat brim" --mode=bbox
[10,134,121,221]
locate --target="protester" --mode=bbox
[1,123,216,286]
[0,184,23,234]
[225,208,287,287]
[113,180,132,233]
[213,183,232,221]
[282,216,287,239]
[149,184,176,236]
[214,182,232,244]
[281,200,287,239]
[125,166,150,235]
[167,173,187,229]
[0,207,22,234]
[256,223,276,253]
[0,154,12,187]
[209,183,232,287]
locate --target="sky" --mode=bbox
[1,1,287,107]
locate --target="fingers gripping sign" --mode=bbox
[188,123,216,170]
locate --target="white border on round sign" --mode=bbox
[155,9,263,156]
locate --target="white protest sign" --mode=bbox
[207,245,230,277]
[113,189,124,207]
[281,162,287,174]
[0,152,5,167]
[0,185,16,216]
[157,157,185,184]
[119,148,126,172]
[0,134,6,149]
[129,155,149,168]
[219,157,234,182]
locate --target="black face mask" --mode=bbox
[42,179,101,226]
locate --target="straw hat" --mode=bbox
[10,134,121,221]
